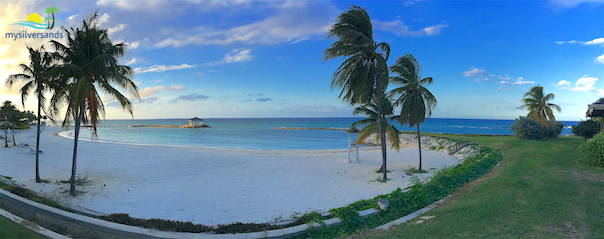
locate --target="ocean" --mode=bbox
[69,118,579,150]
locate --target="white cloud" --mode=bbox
[573,76,598,91]
[556,80,572,89]
[373,20,448,37]
[124,58,137,65]
[556,37,604,45]
[155,2,337,48]
[225,49,252,63]
[599,89,604,96]
[139,85,167,98]
[138,84,186,98]
[596,54,604,64]
[498,87,509,91]
[500,77,534,85]
[463,67,488,77]
[548,0,603,11]
[558,76,599,92]
[128,41,140,49]
[170,85,185,91]
[206,49,253,66]
[134,64,197,73]
[585,37,604,45]
[475,78,489,82]
[96,13,110,26]
[108,23,127,35]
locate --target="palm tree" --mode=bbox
[324,5,391,180]
[45,6,59,30]
[520,85,561,127]
[44,16,52,29]
[389,54,437,171]
[352,94,401,153]
[6,46,55,183]
[50,12,139,196]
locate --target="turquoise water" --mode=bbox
[70,118,579,150]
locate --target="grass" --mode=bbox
[348,135,604,239]
[0,215,48,239]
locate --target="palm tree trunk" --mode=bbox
[3,117,7,147]
[35,90,42,183]
[50,13,55,29]
[417,125,422,171]
[374,63,387,181]
[70,101,84,196]
[11,125,16,146]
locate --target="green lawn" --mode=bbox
[349,136,604,238]
[0,215,48,239]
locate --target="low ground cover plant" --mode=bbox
[303,146,502,238]
[580,132,604,167]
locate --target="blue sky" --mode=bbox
[1,0,602,121]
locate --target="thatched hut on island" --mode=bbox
[188,117,203,126]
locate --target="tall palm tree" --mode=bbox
[6,45,55,183]
[520,85,561,127]
[50,12,139,196]
[389,54,437,171]
[324,5,391,180]
[352,94,401,153]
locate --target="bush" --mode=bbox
[580,132,604,167]
[572,119,601,140]
[511,116,564,139]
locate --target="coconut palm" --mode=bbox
[324,5,391,179]
[352,94,401,152]
[6,45,55,183]
[520,85,561,127]
[45,6,59,30]
[389,54,437,171]
[49,12,139,196]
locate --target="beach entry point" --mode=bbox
[348,127,360,163]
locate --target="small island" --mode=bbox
[138,117,211,128]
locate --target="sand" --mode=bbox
[0,126,460,226]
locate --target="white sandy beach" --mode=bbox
[0,126,460,226]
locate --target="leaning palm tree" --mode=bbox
[49,12,139,196]
[324,5,391,179]
[6,45,55,183]
[352,94,401,153]
[520,85,561,127]
[389,54,437,171]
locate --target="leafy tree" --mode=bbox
[6,45,56,183]
[49,12,139,196]
[351,94,401,152]
[572,119,601,140]
[389,54,437,171]
[520,85,561,127]
[324,5,391,179]
[0,101,29,146]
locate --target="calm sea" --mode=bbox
[69,118,579,150]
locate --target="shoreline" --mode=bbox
[2,126,466,225]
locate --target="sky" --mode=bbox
[0,0,603,121]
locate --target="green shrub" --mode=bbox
[572,119,601,140]
[511,116,564,139]
[580,132,604,167]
